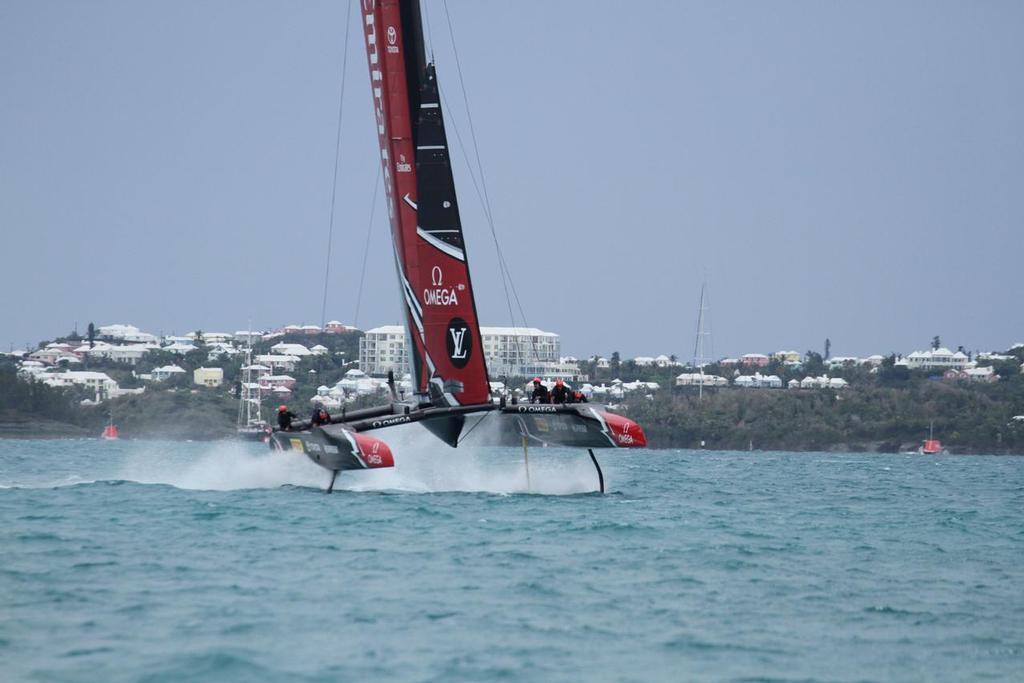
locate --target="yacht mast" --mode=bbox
[693,281,712,401]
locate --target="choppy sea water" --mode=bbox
[1,436,1022,682]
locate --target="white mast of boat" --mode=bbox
[693,280,713,401]
[237,327,263,430]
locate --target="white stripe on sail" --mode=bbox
[417,227,465,261]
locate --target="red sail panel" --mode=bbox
[361,0,490,406]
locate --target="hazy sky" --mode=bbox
[2,1,1021,359]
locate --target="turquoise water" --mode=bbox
[1,438,1022,682]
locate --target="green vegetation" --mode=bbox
[621,378,1024,453]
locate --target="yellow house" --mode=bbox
[772,350,802,364]
[193,367,224,388]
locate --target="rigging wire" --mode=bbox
[353,168,382,329]
[422,0,436,62]
[440,0,541,366]
[320,0,354,329]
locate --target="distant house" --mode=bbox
[42,371,123,400]
[734,373,782,389]
[261,375,297,390]
[944,366,998,383]
[324,321,353,334]
[740,354,770,368]
[193,367,224,388]
[676,373,728,388]
[163,342,198,355]
[905,348,968,371]
[256,354,300,373]
[310,344,328,355]
[99,344,157,365]
[28,348,65,365]
[98,324,159,344]
[152,365,186,381]
[772,351,801,364]
[234,330,263,345]
[270,343,312,357]
[301,325,321,335]
[182,331,233,344]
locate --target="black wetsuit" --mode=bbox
[530,384,550,404]
[277,410,296,431]
[310,409,331,426]
[550,384,570,404]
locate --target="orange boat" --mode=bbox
[918,422,944,454]
[101,422,119,440]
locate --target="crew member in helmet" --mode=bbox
[573,390,588,403]
[310,406,331,426]
[277,405,296,431]
[550,378,570,404]
[530,378,550,404]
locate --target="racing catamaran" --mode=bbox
[270,0,646,492]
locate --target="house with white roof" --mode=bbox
[734,373,782,389]
[193,367,224,387]
[905,348,968,371]
[270,342,312,357]
[41,371,120,399]
[191,332,234,344]
[98,324,159,344]
[256,354,300,373]
[163,342,198,355]
[676,373,728,388]
[324,321,353,334]
[152,365,187,381]
[310,344,328,355]
[740,354,770,368]
[28,347,66,365]
[260,374,297,390]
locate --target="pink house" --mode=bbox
[741,353,770,368]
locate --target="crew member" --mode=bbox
[530,378,550,404]
[277,405,296,431]
[573,390,588,403]
[311,406,331,426]
[550,378,570,404]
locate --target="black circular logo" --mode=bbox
[446,318,472,369]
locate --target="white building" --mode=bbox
[41,371,120,399]
[152,365,187,381]
[270,342,312,357]
[675,373,728,388]
[733,373,783,389]
[193,367,224,388]
[163,342,198,355]
[190,331,234,344]
[905,348,969,371]
[358,326,409,375]
[359,324,574,379]
[96,344,158,365]
[98,324,159,344]
[255,354,300,373]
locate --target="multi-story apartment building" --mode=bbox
[359,325,581,380]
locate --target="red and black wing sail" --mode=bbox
[362,0,490,406]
